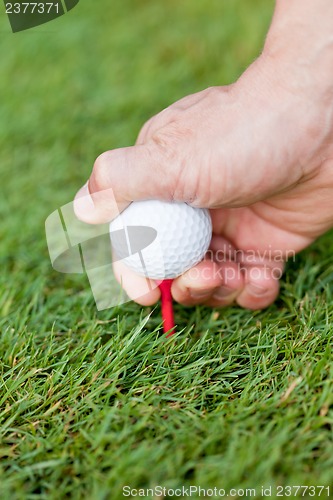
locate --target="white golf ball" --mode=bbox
[110,200,212,279]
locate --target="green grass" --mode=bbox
[1,0,333,498]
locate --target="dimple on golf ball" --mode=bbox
[109,200,212,279]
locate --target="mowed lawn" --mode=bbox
[0,0,333,498]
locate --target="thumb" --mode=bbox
[74,144,178,224]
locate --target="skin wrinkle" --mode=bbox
[184,146,214,208]
[246,204,312,250]
[74,0,333,310]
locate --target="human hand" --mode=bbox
[74,1,333,309]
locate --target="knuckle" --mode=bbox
[137,106,180,144]
[137,132,178,200]
[148,123,209,205]
[137,117,155,144]
[150,121,191,158]
[149,126,182,167]
[205,86,223,100]
[203,85,231,107]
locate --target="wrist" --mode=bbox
[262,0,333,99]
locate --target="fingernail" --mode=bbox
[212,286,236,301]
[248,284,269,297]
[190,290,212,300]
[74,182,95,221]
